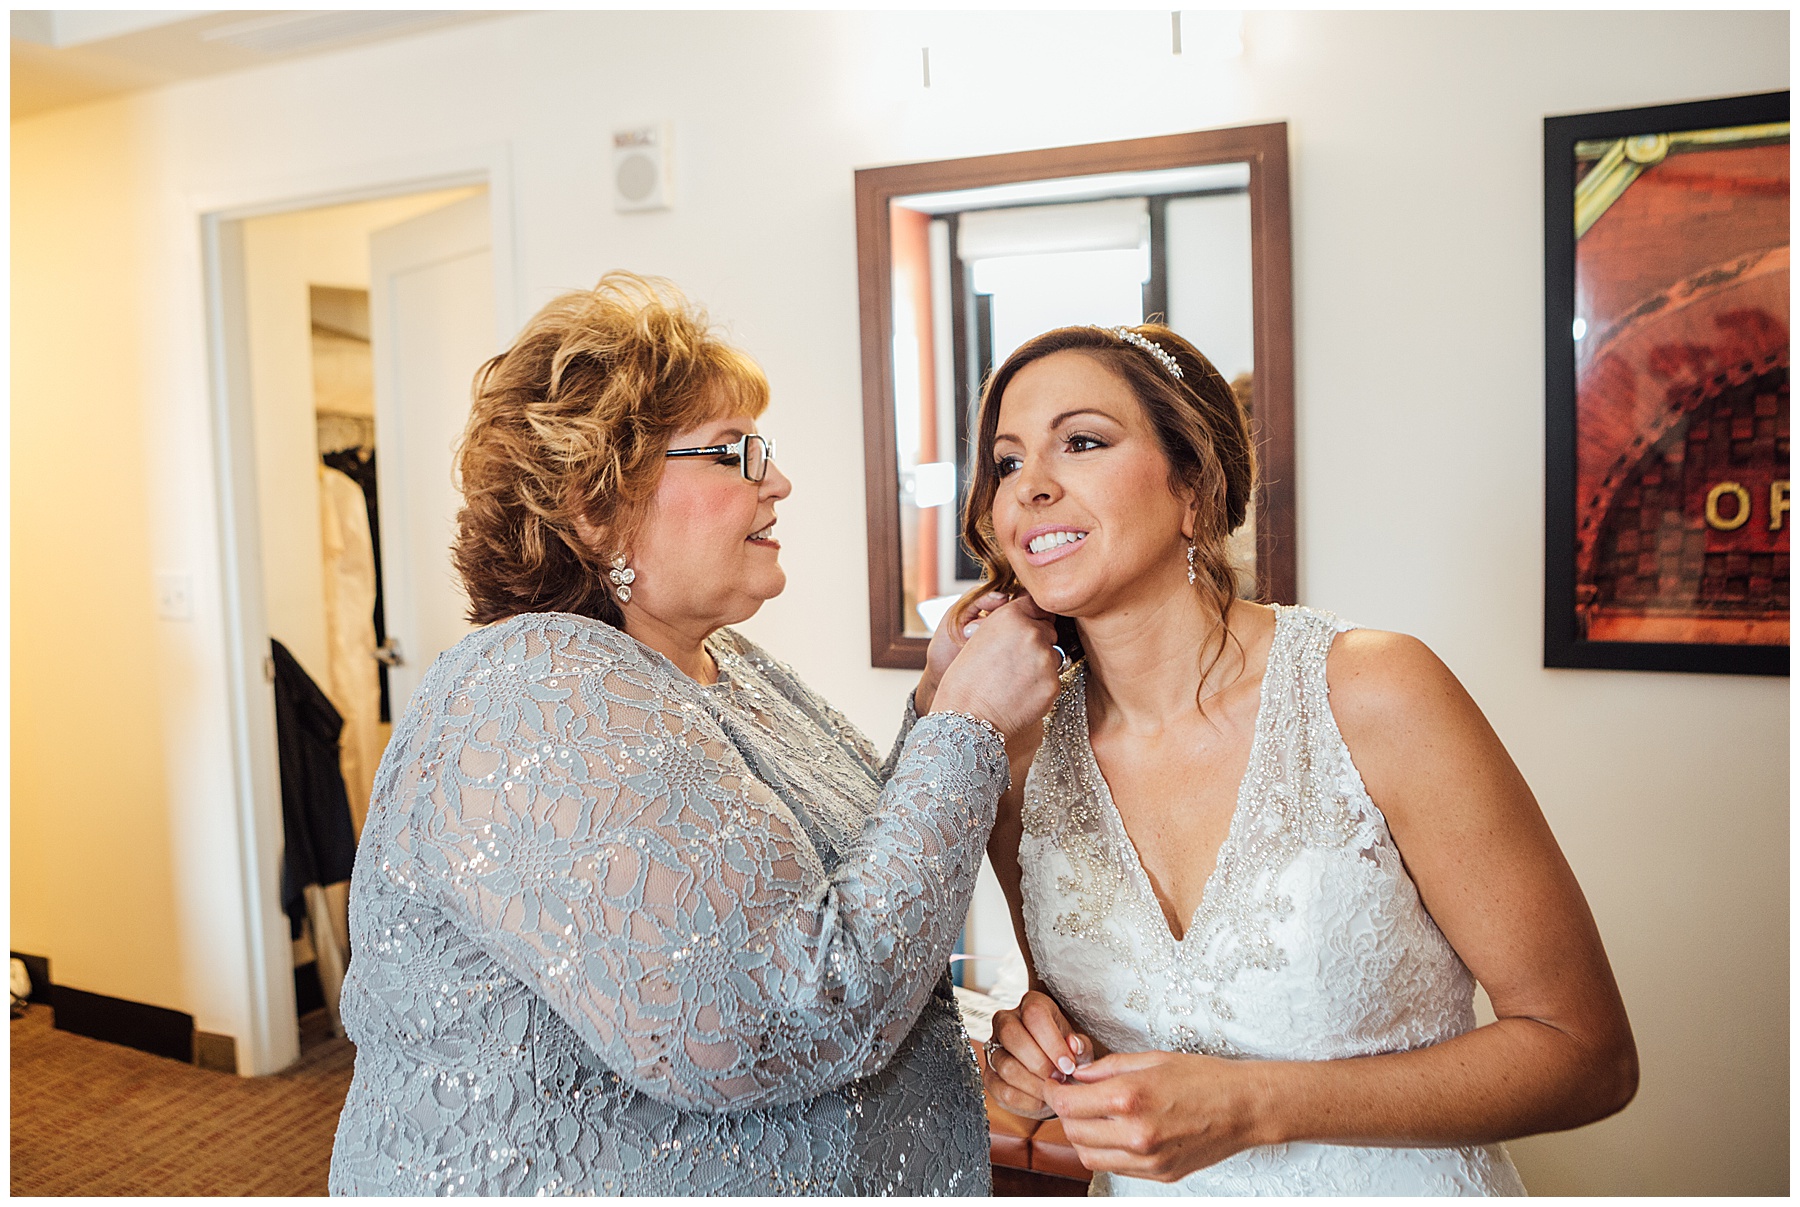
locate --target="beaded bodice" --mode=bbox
[328,613,999,1196]
[1019,605,1525,1196]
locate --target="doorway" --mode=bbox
[204,177,502,1073]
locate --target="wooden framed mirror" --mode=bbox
[855,123,1296,668]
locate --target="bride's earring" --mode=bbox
[1186,540,1198,585]
[608,554,637,604]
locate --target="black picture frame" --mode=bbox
[1544,90,1790,676]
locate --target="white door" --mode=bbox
[368,192,495,716]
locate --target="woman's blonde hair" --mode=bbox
[958,323,1256,696]
[453,271,768,626]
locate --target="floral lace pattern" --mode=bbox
[1019,606,1526,1196]
[329,614,1001,1195]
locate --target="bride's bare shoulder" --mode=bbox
[1324,626,1472,737]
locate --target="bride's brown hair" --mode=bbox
[956,324,1256,697]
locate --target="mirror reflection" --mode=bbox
[889,164,1259,637]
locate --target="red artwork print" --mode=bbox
[1574,131,1789,647]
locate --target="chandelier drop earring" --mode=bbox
[1186,540,1198,585]
[608,554,636,604]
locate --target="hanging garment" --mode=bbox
[272,638,358,926]
[322,448,390,722]
[272,638,358,1032]
[319,464,383,836]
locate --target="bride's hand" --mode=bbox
[982,990,1100,1121]
[1042,1049,1266,1182]
[913,590,1011,715]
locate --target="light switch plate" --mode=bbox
[155,571,194,621]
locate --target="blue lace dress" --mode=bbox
[327,613,1001,1195]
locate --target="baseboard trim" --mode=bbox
[15,959,246,1072]
[51,985,195,1064]
[195,1030,238,1073]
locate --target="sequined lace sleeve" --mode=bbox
[880,693,922,783]
[400,619,1004,1113]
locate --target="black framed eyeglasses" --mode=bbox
[664,433,776,482]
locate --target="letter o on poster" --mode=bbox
[1705,481,1754,531]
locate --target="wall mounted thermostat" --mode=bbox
[613,124,671,212]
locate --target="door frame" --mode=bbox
[196,145,517,1074]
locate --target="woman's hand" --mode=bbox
[982,990,1101,1121]
[930,595,1061,740]
[914,590,1011,716]
[1042,1050,1267,1183]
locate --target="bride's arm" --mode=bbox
[923,593,1100,1115]
[915,586,1053,983]
[980,774,1058,1120]
[981,728,1109,1120]
[986,775,1038,990]
[1043,630,1637,1181]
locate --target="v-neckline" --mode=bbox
[1074,606,1288,947]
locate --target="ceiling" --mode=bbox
[12,10,510,119]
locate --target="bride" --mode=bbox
[960,324,1638,1195]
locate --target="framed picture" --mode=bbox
[1544,91,1789,675]
[853,126,1295,669]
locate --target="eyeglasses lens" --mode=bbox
[744,436,767,482]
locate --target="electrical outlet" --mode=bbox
[155,571,194,621]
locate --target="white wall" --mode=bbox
[10,10,1786,1193]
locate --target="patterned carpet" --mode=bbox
[10,1004,355,1196]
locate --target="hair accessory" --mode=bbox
[1105,326,1184,380]
[1186,540,1198,585]
[608,553,636,604]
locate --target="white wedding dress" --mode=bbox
[1019,605,1526,1196]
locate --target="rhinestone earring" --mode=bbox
[608,554,636,604]
[1186,541,1198,585]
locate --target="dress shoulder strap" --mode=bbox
[1249,605,1366,849]
[1274,604,1358,698]
[1021,667,1102,846]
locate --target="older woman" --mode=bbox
[326,273,1062,1195]
[964,324,1637,1195]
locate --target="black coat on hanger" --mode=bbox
[271,638,359,939]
